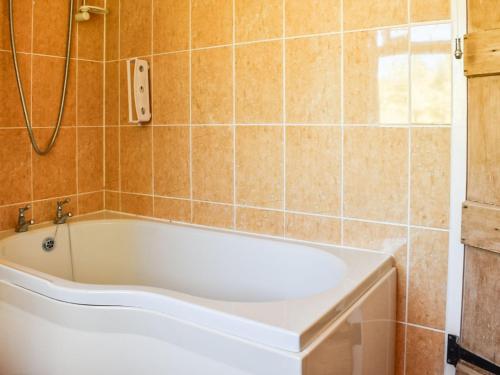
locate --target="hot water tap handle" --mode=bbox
[19,204,31,216]
[57,198,70,208]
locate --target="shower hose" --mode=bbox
[8,0,74,155]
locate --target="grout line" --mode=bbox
[0,208,108,235]
[88,18,452,63]
[118,0,122,211]
[189,0,194,223]
[0,190,104,209]
[75,11,80,215]
[103,0,107,209]
[231,0,236,229]
[84,193,450,232]
[404,322,446,334]
[0,191,452,234]
[77,190,106,197]
[0,123,453,129]
[150,0,155,216]
[83,208,450,263]
[282,0,286,237]
[0,48,106,63]
[1,125,124,129]
[29,0,35,219]
[403,2,412,373]
[339,0,345,246]
[95,209,340,246]
[0,15,450,60]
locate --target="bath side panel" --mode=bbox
[0,280,301,375]
[302,269,396,375]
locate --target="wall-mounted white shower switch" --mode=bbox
[127,58,151,124]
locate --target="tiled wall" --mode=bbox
[104,0,452,373]
[0,0,105,231]
[0,0,454,372]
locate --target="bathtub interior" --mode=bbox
[0,224,74,281]
[0,220,348,303]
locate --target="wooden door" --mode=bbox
[460,0,500,368]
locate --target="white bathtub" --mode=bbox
[0,214,396,375]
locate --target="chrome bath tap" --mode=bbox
[15,205,35,232]
[54,198,72,224]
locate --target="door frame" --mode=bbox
[445,0,468,374]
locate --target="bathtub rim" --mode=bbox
[0,213,394,353]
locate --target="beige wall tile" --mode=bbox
[78,191,104,215]
[105,127,119,191]
[154,197,191,223]
[77,61,103,126]
[285,0,340,36]
[405,326,445,375]
[153,126,190,198]
[192,126,233,203]
[395,323,406,375]
[192,47,233,124]
[0,0,32,52]
[119,60,129,125]
[153,53,189,125]
[120,126,152,194]
[120,193,153,217]
[236,41,283,124]
[33,195,77,224]
[411,24,452,124]
[32,56,76,127]
[77,0,104,60]
[411,0,450,22]
[344,127,408,223]
[236,207,284,236]
[33,0,77,57]
[105,62,119,126]
[153,0,189,53]
[343,220,408,321]
[78,127,103,193]
[344,29,409,125]
[236,126,283,208]
[343,220,407,253]
[286,126,340,215]
[236,0,282,42]
[193,201,233,229]
[344,0,408,30]
[411,128,450,228]
[105,0,119,61]
[0,52,30,127]
[286,36,341,124]
[192,0,232,48]
[408,228,449,330]
[285,214,340,244]
[32,128,77,200]
[120,0,151,58]
[0,129,31,206]
[105,191,120,211]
